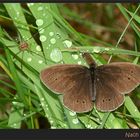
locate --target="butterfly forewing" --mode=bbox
[96,62,140,94]
[40,64,93,112]
[63,70,93,113]
[95,62,140,111]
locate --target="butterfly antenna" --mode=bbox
[82,53,96,68]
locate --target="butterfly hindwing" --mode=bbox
[95,77,124,111]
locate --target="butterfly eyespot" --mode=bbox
[76,100,79,103]
[130,70,134,74]
[127,77,130,80]
[82,100,86,104]
[102,99,105,102]
[108,99,111,101]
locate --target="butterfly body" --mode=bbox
[40,53,140,113]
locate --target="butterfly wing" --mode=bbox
[95,78,124,112]
[95,62,140,111]
[40,64,93,112]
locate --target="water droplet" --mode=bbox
[78,61,82,65]
[36,19,44,26]
[12,101,17,105]
[14,17,17,20]
[28,3,34,7]
[96,118,100,121]
[37,6,43,11]
[17,12,20,16]
[41,98,44,101]
[14,96,17,99]
[86,124,92,128]
[36,45,41,51]
[135,109,138,112]
[63,40,72,48]
[38,60,43,64]
[50,120,54,124]
[93,47,101,53]
[50,38,56,44]
[49,32,54,36]
[41,102,45,106]
[39,28,44,34]
[63,124,67,128]
[72,118,79,124]
[14,123,17,126]
[27,57,32,62]
[40,35,47,42]
[105,48,110,51]
[50,48,63,63]
[72,54,79,60]
[69,111,76,116]
[51,126,56,129]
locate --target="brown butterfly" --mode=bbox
[40,53,140,113]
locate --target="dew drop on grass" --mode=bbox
[78,61,82,65]
[36,19,44,26]
[36,45,41,51]
[40,35,47,42]
[63,40,72,48]
[49,32,54,36]
[28,3,34,6]
[72,118,79,124]
[51,126,56,129]
[92,47,101,53]
[37,6,43,11]
[12,101,18,105]
[41,98,45,101]
[69,111,76,116]
[104,48,110,51]
[38,60,43,64]
[39,28,44,34]
[86,124,92,128]
[50,48,63,63]
[50,38,56,44]
[13,123,17,127]
[17,12,20,16]
[72,54,79,60]
[27,57,32,62]
[50,120,54,124]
